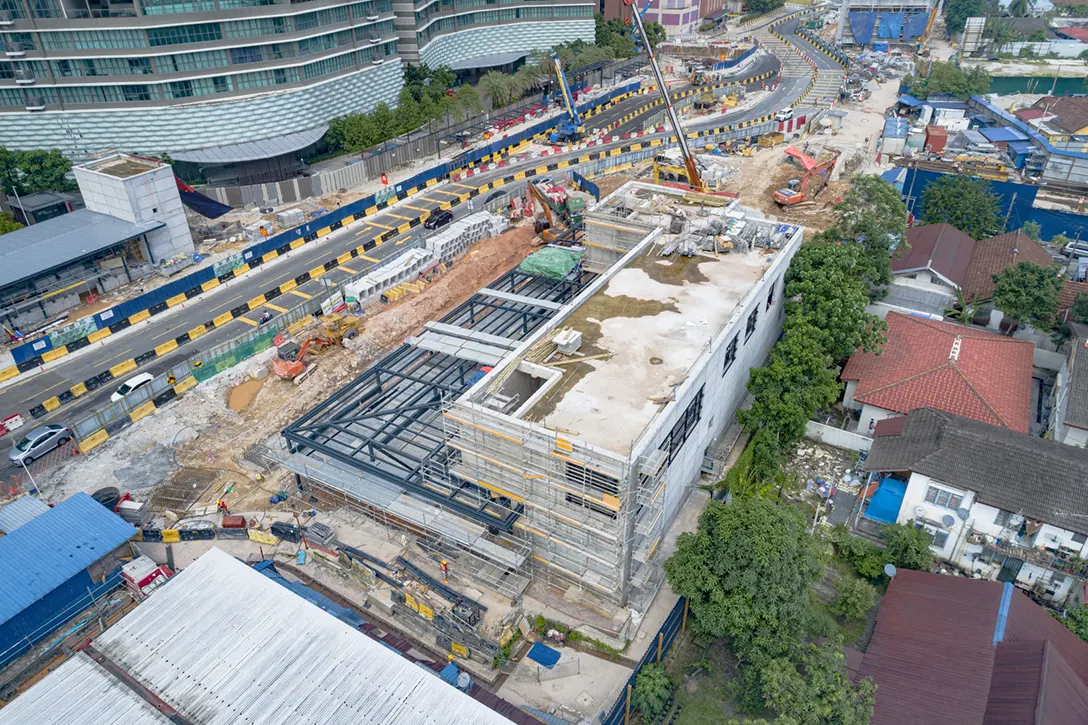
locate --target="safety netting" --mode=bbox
[517,247,583,280]
[878,11,904,40]
[192,326,277,382]
[849,11,877,45]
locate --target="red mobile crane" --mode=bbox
[621,0,705,193]
[772,146,841,207]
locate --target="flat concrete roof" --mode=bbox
[469,182,797,456]
[77,154,163,179]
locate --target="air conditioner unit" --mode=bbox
[14,69,34,85]
[25,95,44,111]
[0,10,14,25]
[4,42,25,57]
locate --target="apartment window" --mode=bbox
[0,0,25,18]
[230,46,264,65]
[994,510,1015,528]
[722,336,737,376]
[140,0,217,14]
[924,485,963,511]
[223,17,289,39]
[565,461,619,497]
[168,80,194,98]
[1074,532,1088,545]
[212,75,231,93]
[931,530,949,549]
[565,492,617,520]
[661,385,704,464]
[744,308,758,341]
[147,23,223,47]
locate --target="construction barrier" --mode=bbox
[192,327,277,383]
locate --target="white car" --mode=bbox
[775,107,795,122]
[111,372,155,403]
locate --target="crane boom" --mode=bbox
[623,0,704,191]
[549,52,583,143]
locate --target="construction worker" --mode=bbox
[441,559,449,582]
[217,498,230,516]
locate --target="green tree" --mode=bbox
[1028,28,1047,41]
[665,497,822,655]
[748,0,785,13]
[0,213,23,236]
[920,174,1002,240]
[455,85,483,118]
[944,286,987,327]
[1055,605,1088,643]
[397,87,423,133]
[480,71,513,108]
[643,21,667,50]
[831,577,878,622]
[1021,220,1042,240]
[833,174,909,287]
[756,643,876,725]
[944,0,989,34]
[1072,293,1088,324]
[909,62,992,99]
[1052,233,1071,248]
[991,261,1064,332]
[632,663,674,721]
[0,147,76,195]
[1010,0,1032,17]
[988,19,1021,52]
[784,242,888,360]
[828,524,887,580]
[880,523,935,572]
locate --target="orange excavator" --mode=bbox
[772,146,841,207]
[271,336,339,380]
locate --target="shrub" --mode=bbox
[632,663,674,722]
[831,577,878,621]
[828,524,886,580]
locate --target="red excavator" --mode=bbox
[271,336,339,380]
[772,146,841,207]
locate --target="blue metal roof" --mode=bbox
[981,126,1029,143]
[898,94,923,108]
[884,118,911,138]
[0,493,135,625]
[1007,140,1034,154]
[0,496,49,534]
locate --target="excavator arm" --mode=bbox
[798,151,840,200]
[527,182,556,228]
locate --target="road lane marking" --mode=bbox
[237,317,259,327]
[264,303,288,313]
[289,289,312,299]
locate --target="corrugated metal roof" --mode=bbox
[0,493,135,625]
[0,495,49,534]
[0,651,172,725]
[170,125,327,164]
[0,209,163,292]
[981,126,1029,143]
[90,548,515,724]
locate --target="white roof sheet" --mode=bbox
[86,548,513,725]
[0,651,172,725]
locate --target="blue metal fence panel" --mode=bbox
[902,11,928,41]
[878,11,903,39]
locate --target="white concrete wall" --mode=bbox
[636,227,803,528]
[805,421,872,452]
[75,160,194,263]
[858,403,899,435]
[843,379,860,410]
[1063,426,1088,448]
[897,472,975,560]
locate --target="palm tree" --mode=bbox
[944,287,987,327]
[988,19,1019,52]
[512,64,543,98]
[479,71,512,109]
[1009,0,1032,17]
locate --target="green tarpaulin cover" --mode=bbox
[517,247,582,280]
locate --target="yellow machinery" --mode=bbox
[917,4,940,55]
[758,131,785,148]
[321,312,364,341]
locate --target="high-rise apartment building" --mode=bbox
[0,0,593,168]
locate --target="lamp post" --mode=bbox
[20,456,40,497]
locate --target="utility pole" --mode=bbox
[1003,192,1018,232]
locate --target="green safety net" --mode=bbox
[517,247,583,280]
[192,326,277,382]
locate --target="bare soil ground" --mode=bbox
[42,225,539,513]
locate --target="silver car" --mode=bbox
[9,424,70,466]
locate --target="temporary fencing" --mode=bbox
[192,326,278,383]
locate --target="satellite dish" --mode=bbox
[956,507,970,521]
[884,563,898,578]
[914,505,927,518]
[942,514,956,527]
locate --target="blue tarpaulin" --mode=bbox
[878,11,904,39]
[864,478,907,524]
[527,642,561,668]
[902,11,928,41]
[850,11,877,45]
[897,93,923,108]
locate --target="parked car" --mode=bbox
[111,372,155,403]
[775,107,794,122]
[424,209,454,230]
[9,424,70,466]
[1064,241,1088,259]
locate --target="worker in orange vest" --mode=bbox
[217,499,230,516]
[441,559,449,582]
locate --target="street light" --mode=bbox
[19,455,40,497]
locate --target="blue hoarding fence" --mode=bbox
[8,81,642,367]
[570,171,600,201]
[600,597,688,725]
[709,46,757,71]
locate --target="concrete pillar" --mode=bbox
[988,308,1005,333]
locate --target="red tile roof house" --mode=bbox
[850,568,1088,725]
[889,225,1055,330]
[841,312,1035,435]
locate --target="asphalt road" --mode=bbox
[0,13,832,437]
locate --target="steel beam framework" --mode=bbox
[283,266,593,531]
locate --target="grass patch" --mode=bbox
[529,615,629,659]
[663,633,742,725]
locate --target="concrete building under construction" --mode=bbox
[273,181,802,614]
